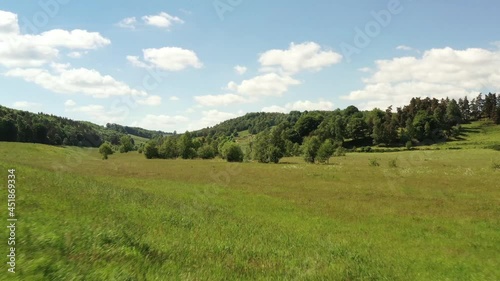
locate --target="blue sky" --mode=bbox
[1,0,499,132]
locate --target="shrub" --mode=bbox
[334,147,346,157]
[197,145,216,159]
[302,136,321,163]
[492,162,500,171]
[317,140,335,164]
[144,141,159,159]
[405,141,413,150]
[369,158,380,167]
[222,142,244,162]
[98,142,113,160]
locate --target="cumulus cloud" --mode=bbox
[65,103,127,124]
[342,46,500,109]
[64,99,76,107]
[169,96,180,101]
[396,45,413,51]
[262,100,334,113]
[234,65,247,75]
[142,12,184,29]
[12,101,42,111]
[132,114,189,131]
[116,17,137,29]
[259,42,342,74]
[5,67,147,98]
[127,47,202,71]
[136,95,162,106]
[188,110,240,130]
[0,10,110,68]
[194,93,252,107]
[228,73,301,97]
[67,51,88,58]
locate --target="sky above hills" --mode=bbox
[1,0,499,132]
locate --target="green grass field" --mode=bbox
[0,124,499,280]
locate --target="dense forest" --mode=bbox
[0,105,133,147]
[142,93,500,163]
[105,123,169,139]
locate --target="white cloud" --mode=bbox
[28,29,110,49]
[189,110,239,130]
[142,12,184,29]
[228,73,301,97]
[12,101,42,111]
[342,47,500,109]
[0,10,110,68]
[396,45,413,51]
[194,93,252,107]
[65,104,127,124]
[127,47,202,71]
[0,10,20,35]
[116,17,137,29]
[64,99,76,107]
[358,67,371,73]
[259,42,342,74]
[262,100,334,113]
[169,96,180,101]
[132,114,189,131]
[126,55,149,68]
[67,51,88,58]
[136,95,162,106]
[6,67,147,98]
[50,62,70,73]
[234,65,247,75]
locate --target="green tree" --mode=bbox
[346,117,368,140]
[316,140,335,164]
[294,112,324,137]
[144,141,159,159]
[446,99,462,126]
[197,144,216,159]
[119,135,134,153]
[221,142,244,162]
[0,118,17,141]
[98,142,114,160]
[158,137,178,159]
[302,136,321,163]
[178,131,197,159]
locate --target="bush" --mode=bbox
[302,136,321,163]
[369,158,380,167]
[197,145,216,159]
[144,141,159,159]
[222,142,244,162]
[317,140,335,164]
[334,147,346,157]
[492,162,500,170]
[405,141,413,150]
[98,142,113,160]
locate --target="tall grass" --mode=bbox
[0,141,498,280]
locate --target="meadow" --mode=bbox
[0,124,499,280]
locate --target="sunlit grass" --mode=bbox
[0,124,499,279]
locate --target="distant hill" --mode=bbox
[105,123,171,139]
[192,112,293,137]
[0,105,166,147]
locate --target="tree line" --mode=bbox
[0,105,130,147]
[141,93,500,163]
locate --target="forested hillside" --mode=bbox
[145,93,500,163]
[0,105,129,147]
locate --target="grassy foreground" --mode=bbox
[0,139,499,280]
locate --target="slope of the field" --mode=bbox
[0,129,499,279]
